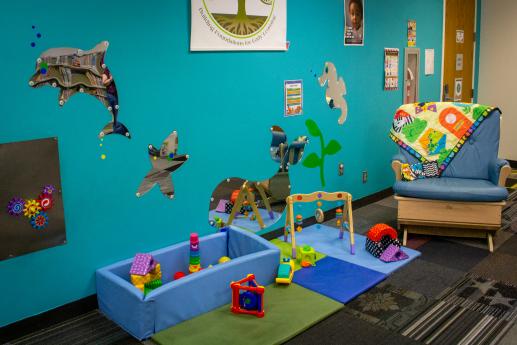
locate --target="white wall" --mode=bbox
[478,0,517,160]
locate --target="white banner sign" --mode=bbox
[191,0,287,51]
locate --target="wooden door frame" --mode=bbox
[440,0,478,102]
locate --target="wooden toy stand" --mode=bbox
[227,180,274,230]
[284,191,355,258]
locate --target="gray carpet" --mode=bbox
[284,309,421,345]
[498,233,517,255]
[352,204,398,234]
[383,258,465,298]
[416,238,490,272]
[401,275,517,345]
[470,252,517,286]
[7,310,140,345]
[342,281,433,332]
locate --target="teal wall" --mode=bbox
[0,0,443,326]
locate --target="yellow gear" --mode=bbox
[23,199,41,218]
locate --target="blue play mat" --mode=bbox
[279,224,420,304]
[281,224,421,274]
[292,256,387,303]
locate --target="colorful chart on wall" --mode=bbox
[28,41,130,140]
[384,48,399,90]
[344,0,364,46]
[190,0,287,51]
[0,138,66,261]
[407,19,416,47]
[284,80,303,116]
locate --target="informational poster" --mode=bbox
[190,0,287,51]
[425,48,434,75]
[456,30,464,43]
[284,80,303,116]
[384,48,399,90]
[407,19,417,47]
[456,53,463,71]
[454,78,463,101]
[344,0,364,46]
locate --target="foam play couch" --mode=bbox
[96,227,280,340]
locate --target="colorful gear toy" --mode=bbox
[23,199,41,218]
[30,211,49,230]
[6,197,25,216]
[38,193,53,211]
[42,184,56,195]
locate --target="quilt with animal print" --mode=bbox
[389,102,498,175]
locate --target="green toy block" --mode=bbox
[144,279,163,295]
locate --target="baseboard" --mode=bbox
[0,295,98,344]
[508,160,517,169]
[262,187,393,240]
[0,187,393,342]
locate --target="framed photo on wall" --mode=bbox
[344,0,364,46]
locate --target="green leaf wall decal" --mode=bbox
[324,139,341,155]
[305,119,322,137]
[302,119,342,187]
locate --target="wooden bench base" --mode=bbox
[395,196,505,252]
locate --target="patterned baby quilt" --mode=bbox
[389,102,498,175]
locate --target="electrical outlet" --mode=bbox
[362,170,368,183]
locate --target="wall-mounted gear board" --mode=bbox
[0,137,66,260]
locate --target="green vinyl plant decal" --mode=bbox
[302,119,342,187]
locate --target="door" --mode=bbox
[442,0,476,102]
[404,48,420,104]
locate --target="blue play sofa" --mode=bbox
[391,107,511,251]
[96,227,280,340]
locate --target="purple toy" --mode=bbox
[379,244,408,263]
[130,253,157,276]
[7,197,25,216]
[42,184,56,195]
[215,199,228,213]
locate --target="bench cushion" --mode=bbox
[394,177,508,202]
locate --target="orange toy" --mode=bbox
[366,224,398,242]
[230,190,240,204]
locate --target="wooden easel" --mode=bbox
[284,191,355,259]
[227,180,274,229]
